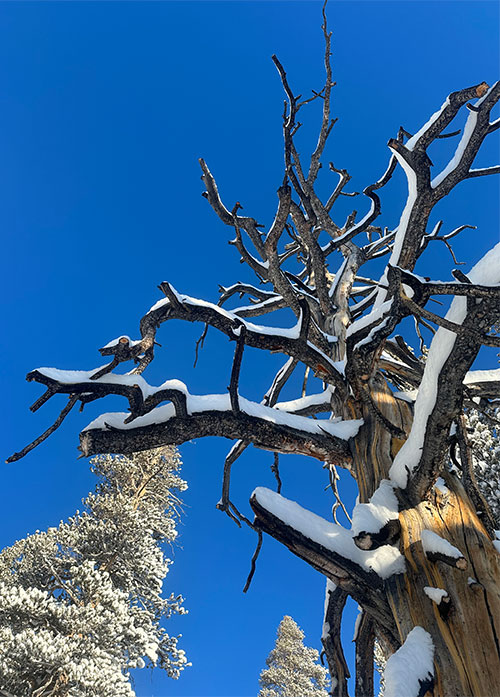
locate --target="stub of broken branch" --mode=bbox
[421,530,468,570]
[353,519,401,551]
[425,550,467,571]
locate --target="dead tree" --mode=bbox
[9,8,500,697]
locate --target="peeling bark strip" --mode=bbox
[10,6,500,694]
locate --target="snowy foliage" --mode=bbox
[0,447,189,697]
[466,406,500,527]
[374,640,387,697]
[258,615,330,697]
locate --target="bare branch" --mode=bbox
[322,584,351,697]
[405,292,500,500]
[270,452,282,494]
[228,324,246,413]
[355,612,375,697]
[199,158,267,259]
[7,395,78,464]
[242,529,263,593]
[217,439,248,525]
[218,282,278,306]
[263,357,299,407]
[308,5,335,185]
[466,165,500,178]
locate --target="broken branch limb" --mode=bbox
[7,395,78,464]
[355,612,375,697]
[228,324,246,412]
[322,584,350,697]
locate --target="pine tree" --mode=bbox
[258,616,330,697]
[0,447,189,697]
[466,406,500,527]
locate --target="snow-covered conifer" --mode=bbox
[374,639,387,697]
[466,406,500,527]
[0,447,188,697]
[258,615,329,697]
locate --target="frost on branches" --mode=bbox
[258,615,330,697]
[0,447,189,697]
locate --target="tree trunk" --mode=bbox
[349,375,500,696]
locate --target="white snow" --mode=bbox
[352,606,363,642]
[346,300,393,339]
[423,586,448,604]
[431,84,497,189]
[252,488,405,580]
[421,530,463,560]
[354,315,390,350]
[322,579,337,640]
[239,398,363,439]
[383,626,434,697]
[464,369,500,385]
[147,287,302,339]
[405,98,450,151]
[36,367,163,400]
[469,164,500,174]
[37,369,196,405]
[274,387,333,413]
[233,297,282,316]
[385,150,418,272]
[351,480,399,536]
[83,389,364,441]
[393,390,418,403]
[431,110,478,188]
[390,241,500,488]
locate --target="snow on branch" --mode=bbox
[351,480,401,551]
[380,82,500,274]
[383,627,435,697]
[144,285,346,389]
[423,586,451,618]
[22,366,362,463]
[389,242,500,499]
[421,530,467,570]
[431,83,500,193]
[251,487,405,581]
[250,488,403,637]
[463,368,500,399]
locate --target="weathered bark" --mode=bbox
[349,383,500,697]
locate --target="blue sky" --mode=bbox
[1,2,498,696]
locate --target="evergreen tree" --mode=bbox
[258,616,329,697]
[467,406,500,527]
[0,447,189,697]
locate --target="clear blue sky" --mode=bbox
[1,2,498,696]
